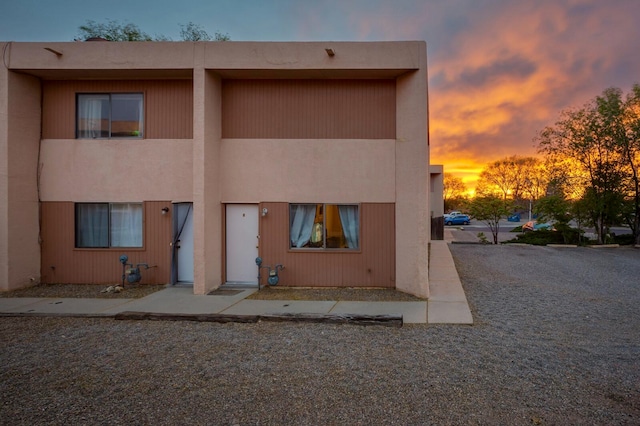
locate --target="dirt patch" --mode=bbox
[246,287,424,302]
[0,283,167,299]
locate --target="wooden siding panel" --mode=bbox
[42,80,193,139]
[222,80,396,139]
[258,202,394,288]
[40,201,172,284]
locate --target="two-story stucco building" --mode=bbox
[0,40,432,297]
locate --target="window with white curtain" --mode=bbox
[77,93,144,138]
[75,203,143,248]
[289,204,359,250]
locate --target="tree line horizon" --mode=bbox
[76,19,230,42]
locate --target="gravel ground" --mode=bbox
[246,287,424,301]
[1,245,639,425]
[0,283,167,299]
[0,284,421,302]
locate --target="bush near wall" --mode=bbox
[507,228,634,246]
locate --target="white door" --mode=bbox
[173,203,194,283]
[226,204,259,285]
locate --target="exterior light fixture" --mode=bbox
[325,48,335,57]
[161,207,170,215]
[262,208,268,217]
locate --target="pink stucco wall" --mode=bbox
[38,139,193,202]
[0,66,42,291]
[219,139,396,203]
[0,43,8,290]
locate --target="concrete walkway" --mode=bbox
[0,237,472,325]
[428,239,473,324]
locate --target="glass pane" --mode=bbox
[77,94,109,138]
[309,205,324,247]
[110,203,143,247]
[325,205,344,248]
[111,94,143,137]
[76,203,109,248]
[290,204,322,248]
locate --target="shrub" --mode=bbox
[612,233,635,245]
[509,230,565,245]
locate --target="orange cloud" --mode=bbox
[425,1,640,191]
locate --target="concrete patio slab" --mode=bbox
[1,298,133,315]
[104,286,257,314]
[221,299,337,315]
[0,298,51,311]
[428,301,474,324]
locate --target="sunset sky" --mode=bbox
[2,0,639,191]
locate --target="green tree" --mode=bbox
[76,20,230,42]
[475,157,516,200]
[534,195,574,243]
[468,195,511,244]
[180,22,230,41]
[443,173,467,212]
[617,84,640,245]
[476,156,546,204]
[77,20,153,41]
[537,86,638,244]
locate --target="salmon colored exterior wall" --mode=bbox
[1,41,430,297]
[220,138,396,203]
[258,202,395,287]
[0,62,42,291]
[40,201,172,284]
[38,139,193,203]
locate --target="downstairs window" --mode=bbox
[289,204,359,250]
[75,203,143,248]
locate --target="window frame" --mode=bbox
[76,92,144,139]
[288,203,361,252]
[75,202,144,249]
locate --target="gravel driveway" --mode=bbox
[1,245,639,425]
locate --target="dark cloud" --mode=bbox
[440,56,538,91]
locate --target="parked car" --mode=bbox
[445,214,471,226]
[444,211,462,220]
[522,220,554,232]
[507,213,521,222]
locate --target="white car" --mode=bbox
[444,211,462,220]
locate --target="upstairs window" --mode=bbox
[290,204,359,250]
[75,203,143,248]
[77,93,144,138]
